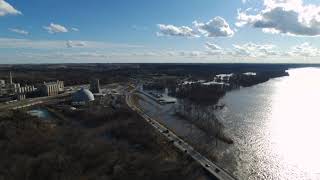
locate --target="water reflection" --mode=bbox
[217,68,320,180]
[270,68,320,179]
[28,108,52,119]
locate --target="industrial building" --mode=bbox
[39,80,64,96]
[72,88,95,106]
[0,80,5,86]
[0,72,36,101]
[90,79,101,94]
[0,72,65,102]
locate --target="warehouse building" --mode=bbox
[39,80,64,96]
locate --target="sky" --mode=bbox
[1,0,320,64]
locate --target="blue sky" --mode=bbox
[0,0,320,63]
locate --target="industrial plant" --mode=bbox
[0,72,112,111]
[0,72,64,102]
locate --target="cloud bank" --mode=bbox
[0,38,142,49]
[43,23,69,34]
[237,0,320,36]
[193,17,234,37]
[9,28,29,35]
[158,16,234,38]
[157,24,199,37]
[0,0,21,16]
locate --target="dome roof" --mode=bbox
[72,88,95,103]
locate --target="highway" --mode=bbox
[125,90,236,180]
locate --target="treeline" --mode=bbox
[142,83,165,91]
[0,63,291,86]
[0,69,129,86]
[229,71,289,87]
[172,83,226,106]
[0,107,207,180]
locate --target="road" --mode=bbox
[0,93,70,110]
[125,90,236,180]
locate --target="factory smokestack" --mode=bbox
[9,72,13,84]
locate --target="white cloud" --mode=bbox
[232,42,277,57]
[66,40,86,48]
[193,17,234,37]
[289,42,320,57]
[43,23,69,34]
[157,16,234,38]
[205,42,225,56]
[205,42,222,50]
[241,0,252,4]
[9,28,28,35]
[66,41,84,48]
[204,41,320,59]
[237,0,320,36]
[4,42,320,63]
[157,24,199,37]
[130,50,207,58]
[0,38,142,49]
[71,27,79,32]
[236,8,261,27]
[0,0,21,16]
[131,50,207,58]
[185,51,203,57]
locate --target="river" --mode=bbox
[216,68,320,180]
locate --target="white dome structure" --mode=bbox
[72,88,95,105]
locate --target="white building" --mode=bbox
[72,88,95,106]
[40,80,64,96]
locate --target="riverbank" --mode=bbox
[132,70,290,176]
[171,69,290,142]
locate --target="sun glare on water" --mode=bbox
[270,68,320,178]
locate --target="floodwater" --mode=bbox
[216,68,320,180]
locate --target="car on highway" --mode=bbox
[162,130,169,133]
